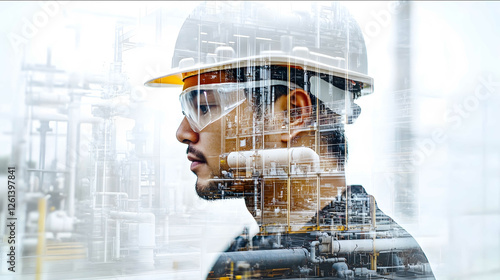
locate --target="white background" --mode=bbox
[1,2,499,279]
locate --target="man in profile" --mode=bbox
[147,2,434,279]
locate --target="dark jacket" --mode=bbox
[208,185,435,279]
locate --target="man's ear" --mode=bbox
[281,89,312,142]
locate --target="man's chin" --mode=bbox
[195,178,223,200]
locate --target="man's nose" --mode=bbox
[176,117,199,144]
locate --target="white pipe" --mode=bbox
[95,192,128,197]
[66,100,80,217]
[104,216,108,262]
[31,113,103,124]
[328,237,420,254]
[109,211,155,223]
[115,220,120,259]
[95,191,128,206]
[32,110,68,122]
[102,120,107,208]
[92,162,98,209]
[309,241,319,263]
[45,211,74,232]
[226,147,320,173]
[26,92,70,105]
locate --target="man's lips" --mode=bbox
[187,154,206,171]
[186,146,208,172]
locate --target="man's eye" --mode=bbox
[199,104,210,114]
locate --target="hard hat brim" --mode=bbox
[144,54,373,96]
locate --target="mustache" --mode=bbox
[187,145,207,162]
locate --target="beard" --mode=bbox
[187,145,225,200]
[195,175,224,200]
[187,146,245,201]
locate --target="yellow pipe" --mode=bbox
[36,197,47,280]
[231,261,234,280]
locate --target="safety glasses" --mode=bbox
[180,80,297,132]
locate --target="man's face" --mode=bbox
[176,113,224,199]
[175,70,315,200]
[175,72,267,199]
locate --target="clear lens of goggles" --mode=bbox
[180,80,297,132]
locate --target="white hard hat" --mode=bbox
[145,1,373,97]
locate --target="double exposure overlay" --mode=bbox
[1,2,499,280]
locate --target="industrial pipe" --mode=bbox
[309,241,347,264]
[95,192,129,198]
[109,211,154,223]
[225,147,320,173]
[319,236,421,254]
[212,248,309,277]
